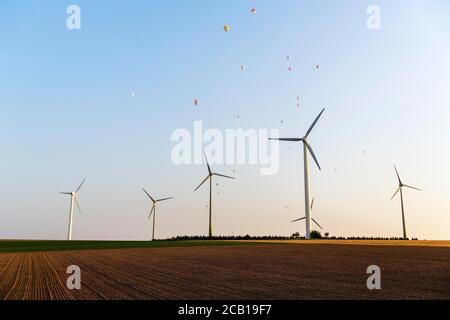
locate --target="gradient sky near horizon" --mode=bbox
[1,0,450,240]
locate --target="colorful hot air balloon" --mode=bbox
[250,8,257,14]
[224,24,230,32]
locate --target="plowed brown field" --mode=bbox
[1,244,450,300]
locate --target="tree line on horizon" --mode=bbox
[167,232,418,241]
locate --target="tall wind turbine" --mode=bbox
[195,152,235,237]
[60,178,86,241]
[391,165,421,240]
[270,108,325,239]
[292,197,323,230]
[143,188,173,241]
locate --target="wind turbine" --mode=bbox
[195,152,235,237]
[270,108,325,239]
[292,197,323,230]
[60,178,86,241]
[391,165,421,240]
[143,188,173,241]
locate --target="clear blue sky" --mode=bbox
[1,0,449,240]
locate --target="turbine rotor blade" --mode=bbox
[312,218,323,230]
[213,173,236,180]
[76,178,86,193]
[292,217,306,223]
[391,188,400,200]
[74,195,82,213]
[156,197,174,203]
[304,108,325,139]
[305,141,321,170]
[311,197,315,210]
[394,165,402,185]
[195,175,210,191]
[60,192,71,195]
[203,151,212,175]
[143,188,155,203]
[148,205,155,220]
[269,138,302,142]
[403,184,422,191]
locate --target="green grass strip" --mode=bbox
[0,240,267,253]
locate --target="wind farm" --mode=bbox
[1,0,450,302]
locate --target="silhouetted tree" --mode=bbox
[291,232,300,239]
[310,230,323,239]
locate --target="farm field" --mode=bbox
[0,241,450,300]
[0,240,263,253]
[235,239,450,248]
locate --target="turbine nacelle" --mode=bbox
[143,188,173,208]
[195,152,236,192]
[391,165,422,200]
[268,108,325,171]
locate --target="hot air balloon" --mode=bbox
[224,24,230,32]
[193,99,200,106]
[250,8,257,14]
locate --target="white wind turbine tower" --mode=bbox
[195,152,235,237]
[143,188,173,241]
[270,108,325,239]
[391,165,421,240]
[292,197,323,231]
[60,178,86,241]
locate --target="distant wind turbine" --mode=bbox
[391,165,421,240]
[270,108,325,239]
[195,152,235,237]
[292,197,323,230]
[143,188,173,241]
[60,178,86,241]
